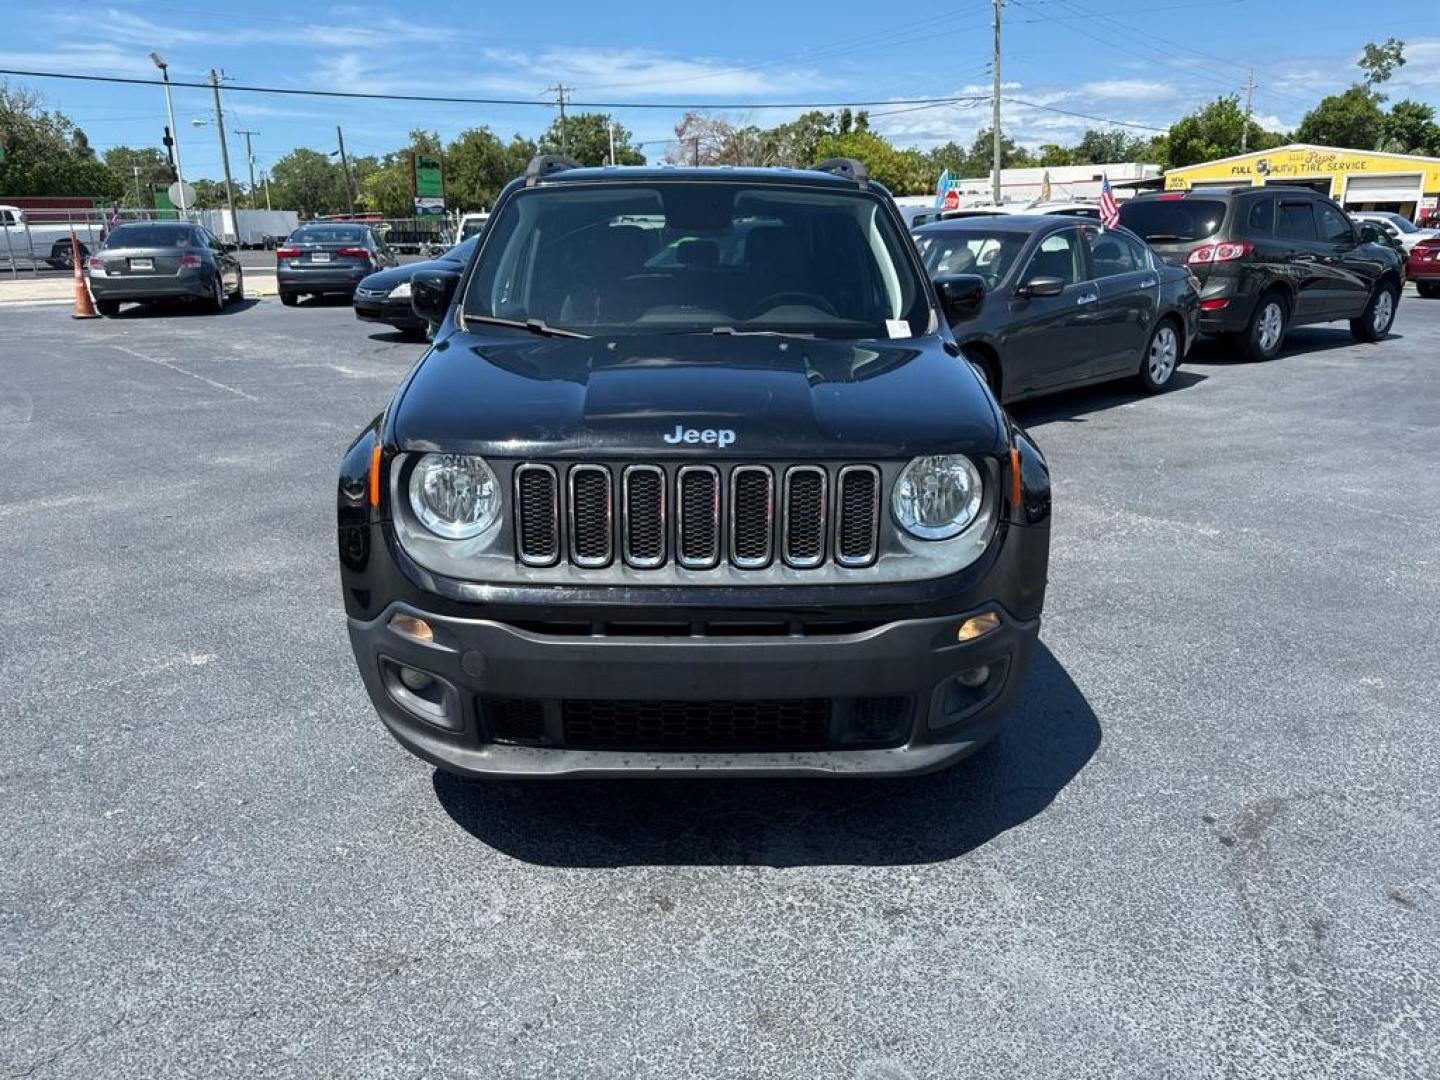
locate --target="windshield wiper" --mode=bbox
[464,315,590,339]
[709,326,815,338]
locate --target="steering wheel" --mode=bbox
[745,291,839,320]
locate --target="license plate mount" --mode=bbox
[129,257,154,271]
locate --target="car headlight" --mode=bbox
[388,281,412,300]
[408,454,500,539]
[892,455,984,540]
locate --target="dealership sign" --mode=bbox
[411,153,444,214]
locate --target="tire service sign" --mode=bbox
[412,153,444,215]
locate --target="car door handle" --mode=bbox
[1076,293,1099,305]
[1139,278,1157,288]
[1295,253,1320,263]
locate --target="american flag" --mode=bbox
[1099,176,1120,230]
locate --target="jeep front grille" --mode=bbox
[512,462,882,571]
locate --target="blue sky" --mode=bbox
[3,0,1437,182]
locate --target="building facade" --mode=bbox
[1164,144,1440,220]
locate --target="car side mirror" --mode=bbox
[411,268,461,325]
[223,242,238,253]
[932,273,986,324]
[1357,223,1380,244]
[1016,275,1066,299]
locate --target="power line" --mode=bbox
[0,67,1005,112]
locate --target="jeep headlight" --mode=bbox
[892,455,984,540]
[388,281,412,300]
[408,454,500,539]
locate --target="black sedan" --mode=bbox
[912,216,1199,403]
[276,223,397,305]
[87,221,244,316]
[353,236,478,339]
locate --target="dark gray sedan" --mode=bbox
[913,215,1199,403]
[87,222,243,316]
[276,223,396,305]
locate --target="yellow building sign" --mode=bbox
[1165,144,1440,202]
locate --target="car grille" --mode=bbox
[512,462,882,571]
[562,698,832,749]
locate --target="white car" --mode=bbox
[1349,211,1440,253]
[0,205,105,268]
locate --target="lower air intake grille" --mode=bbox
[562,698,831,749]
[487,698,546,743]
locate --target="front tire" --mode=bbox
[207,273,226,314]
[229,269,244,302]
[1138,320,1181,393]
[1236,292,1287,362]
[1351,282,1398,342]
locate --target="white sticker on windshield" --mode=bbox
[885,319,911,339]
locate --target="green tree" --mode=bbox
[812,129,930,195]
[103,146,172,207]
[268,147,345,217]
[765,110,842,167]
[1165,96,1285,167]
[538,113,644,167]
[1036,143,1074,167]
[1295,85,1385,150]
[1069,128,1151,165]
[1381,99,1440,155]
[1358,38,1405,89]
[445,128,534,210]
[0,81,118,198]
[960,129,1034,176]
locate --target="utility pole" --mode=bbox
[547,84,572,155]
[132,165,143,208]
[235,129,259,207]
[1240,69,1256,153]
[335,126,357,210]
[262,173,272,212]
[208,70,239,239]
[991,0,1003,205]
[607,120,616,166]
[692,136,700,167]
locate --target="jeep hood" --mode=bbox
[393,329,1002,458]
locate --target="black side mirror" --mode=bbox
[1016,275,1066,299]
[223,242,238,253]
[1357,223,1380,244]
[933,273,987,324]
[411,268,461,325]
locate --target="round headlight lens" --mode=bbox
[892,455,984,540]
[408,454,500,539]
[388,281,412,300]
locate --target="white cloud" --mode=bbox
[0,45,158,79]
[1078,79,1179,100]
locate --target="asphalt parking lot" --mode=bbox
[2,294,1437,1078]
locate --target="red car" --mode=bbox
[1410,238,1440,299]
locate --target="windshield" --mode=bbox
[290,226,368,244]
[461,181,930,338]
[912,228,1025,288]
[104,224,195,248]
[460,217,489,240]
[1118,199,1226,242]
[1382,213,1418,234]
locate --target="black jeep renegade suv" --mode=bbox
[337,157,1051,778]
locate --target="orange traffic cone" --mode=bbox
[70,229,99,320]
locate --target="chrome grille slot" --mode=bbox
[514,464,560,567]
[622,465,666,568]
[568,465,613,568]
[783,466,827,568]
[836,465,880,567]
[676,466,721,569]
[729,466,774,569]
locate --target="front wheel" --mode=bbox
[1138,321,1181,393]
[1350,282,1397,342]
[1236,292,1287,362]
[229,268,244,302]
[207,273,226,314]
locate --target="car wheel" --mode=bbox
[208,273,226,313]
[95,299,120,317]
[1351,282,1398,342]
[280,291,299,307]
[229,269,244,302]
[1236,292,1287,362]
[1417,282,1440,299]
[1138,320,1181,393]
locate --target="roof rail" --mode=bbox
[524,154,581,186]
[812,157,869,187]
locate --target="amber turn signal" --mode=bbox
[956,611,1001,642]
[368,443,383,508]
[389,613,435,643]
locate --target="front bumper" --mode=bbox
[348,602,1039,778]
[354,294,425,329]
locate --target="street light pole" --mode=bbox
[991,0,1003,206]
[149,53,188,214]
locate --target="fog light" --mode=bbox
[398,666,434,692]
[956,612,1000,642]
[389,613,434,643]
[955,665,991,689]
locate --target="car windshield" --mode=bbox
[912,228,1026,288]
[1118,199,1226,242]
[1382,213,1419,234]
[459,218,488,240]
[443,235,479,262]
[104,224,195,248]
[291,226,367,244]
[461,181,930,338]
